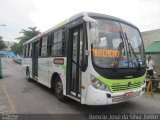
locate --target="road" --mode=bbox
[0,58,160,119]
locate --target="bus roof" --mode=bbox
[23,12,137,45]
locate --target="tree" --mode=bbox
[10,43,21,55]
[0,36,7,50]
[16,27,40,44]
[11,27,40,54]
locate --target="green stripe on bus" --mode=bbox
[61,64,66,76]
[98,75,146,93]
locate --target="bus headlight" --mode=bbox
[90,75,109,91]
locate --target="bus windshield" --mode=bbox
[92,19,145,69]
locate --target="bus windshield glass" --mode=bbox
[92,19,145,68]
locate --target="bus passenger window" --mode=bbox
[51,29,65,56]
[29,43,32,57]
[23,46,26,57]
[26,45,28,57]
[39,38,42,56]
[41,36,48,57]
[47,33,53,56]
[28,44,30,57]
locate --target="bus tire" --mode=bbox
[55,77,65,101]
[26,68,32,82]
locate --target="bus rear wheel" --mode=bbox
[55,77,65,101]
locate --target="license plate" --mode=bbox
[124,91,134,98]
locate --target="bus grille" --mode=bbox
[111,82,141,92]
[112,91,141,103]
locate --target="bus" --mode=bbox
[22,12,146,105]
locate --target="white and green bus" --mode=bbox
[22,12,146,105]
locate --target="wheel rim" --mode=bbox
[56,82,63,95]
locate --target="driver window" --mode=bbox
[99,37,107,48]
[112,38,121,49]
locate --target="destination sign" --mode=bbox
[98,22,120,33]
[93,49,120,58]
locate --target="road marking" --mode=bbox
[2,85,17,113]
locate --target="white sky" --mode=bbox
[0,0,160,42]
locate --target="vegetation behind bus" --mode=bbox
[0,36,7,50]
[11,27,40,55]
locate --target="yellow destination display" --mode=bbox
[93,49,120,58]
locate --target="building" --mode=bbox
[141,29,160,49]
[141,29,160,75]
[3,41,15,51]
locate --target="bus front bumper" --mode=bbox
[85,84,145,105]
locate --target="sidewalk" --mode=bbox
[0,85,10,113]
[0,58,17,113]
[145,91,160,100]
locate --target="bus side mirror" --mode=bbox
[89,23,98,44]
[83,16,98,44]
[81,22,88,72]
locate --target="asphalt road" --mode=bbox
[0,58,160,119]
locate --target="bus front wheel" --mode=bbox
[55,77,65,101]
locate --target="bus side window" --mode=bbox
[39,38,42,56]
[23,45,26,57]
[26,44,28,57]
[50,32,55,56]
[29,43,32,57]
[51,28,65,56]
[28,43,30,57]
[40,35,48,57]
[47,33,52,56]
[52,31,58,56]
[62,29,65,56]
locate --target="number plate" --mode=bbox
[124,91,134,98]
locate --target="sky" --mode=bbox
[0,0,160,42]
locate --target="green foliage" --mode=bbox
[0,36,7,50]
[16,27,40,44]
[11,27,40,55]
[10,43,21,54]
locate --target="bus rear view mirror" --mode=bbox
[83,16,98,44]
[89,23,99,44]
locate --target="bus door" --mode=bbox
[32,41,39,78]
[67,25,83,99]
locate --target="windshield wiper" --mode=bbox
[124,32,141,70]
[112,31,124,71]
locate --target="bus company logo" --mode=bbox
[128,82,131,87]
